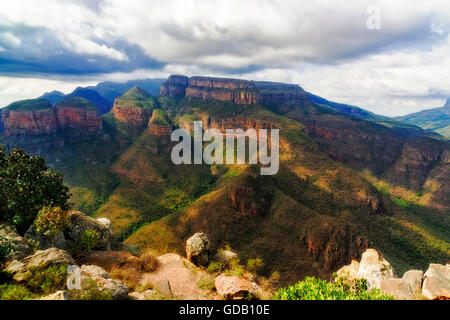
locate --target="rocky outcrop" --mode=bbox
[112,87,154,127]
[148,109,172,140]
[186,233,211,267]
[64,211,113,251]
[24,211,113,251]
[0,222,31,261]
[186,77,261,104]
[69,265,128,300]
[161,75,262,104]
[214,250,239,266]
[356,249,395,280]
[1,108,58,136]
[215,274,263,300]
[160,75,189,98]
[5,248,74,282]
[303,216,369,271]
[55,97,102,142]
[336,249,450,300]
[254,81,314,112]
[422,264,450,300]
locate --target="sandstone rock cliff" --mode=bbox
[112,86,154,127]
[55,97,102,142]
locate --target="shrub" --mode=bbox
[197,275,216,291]
[225,260,244,277]
[207,261,225,273]
[0,146,71,233]
[34,206,67,241]
[247,258,264,275]
[26,265,68,295]
[135,281,153,293]
[273,276,394,300]
[0,236,16,266]
[138,249,159,273]
[81,229,99,251]
[0,284,35,300]
[68,278,113,300]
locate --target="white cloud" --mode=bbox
[0,0,450,116]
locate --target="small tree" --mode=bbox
[0,146,71,233]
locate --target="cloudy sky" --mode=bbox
[0,0,449,116]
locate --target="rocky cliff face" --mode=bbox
[113,106,152,127]
[161,75,262,104]
[160,75,189,98]
[112,87,154,127]
[148,109,172,140]
[1,102,58,136]
[254,81,314,112]
[54,97,102,142]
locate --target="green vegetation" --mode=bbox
[68,278,113,300]
[246,258,265,275]
[81,229,99,251]
[34,206,67,239]
[0,146,71,233]
[0,236,16,266]
[4,99,51,112]
[115,86,156,109]
[207,261,225,273]
[150,109,169,125]
[197,274,216,291]
[274,277,394,300]
[0,284,36,300]
[55,96,97,109]
[26,265,67,295]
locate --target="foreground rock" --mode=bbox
[69,265,128,300]
[25,211,113,251]
[0,222,31,262]
[422,264,450,300]
[336,249,450,300]
[214,250,239,266]
[186,233,211,267]
[356,249,395,281]
[215,274,263,300]
[64,211,113,250]
[6,248,74,282]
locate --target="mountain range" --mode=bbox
[395,99,450,139]
[0,75,448,286]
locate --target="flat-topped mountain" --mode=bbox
[395,98,450,138]
[1,99,57,136]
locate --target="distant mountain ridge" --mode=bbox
[395,99,450,139]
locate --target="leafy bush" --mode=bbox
[34,206,67,239]
[225,260,244,277]
[26,265,68,295]
[0,284,35,300]
[68,278,113,300]
[81,229,99,251]
[0,236,16,266]
[0,146,71,233]
[273,277,394,300]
